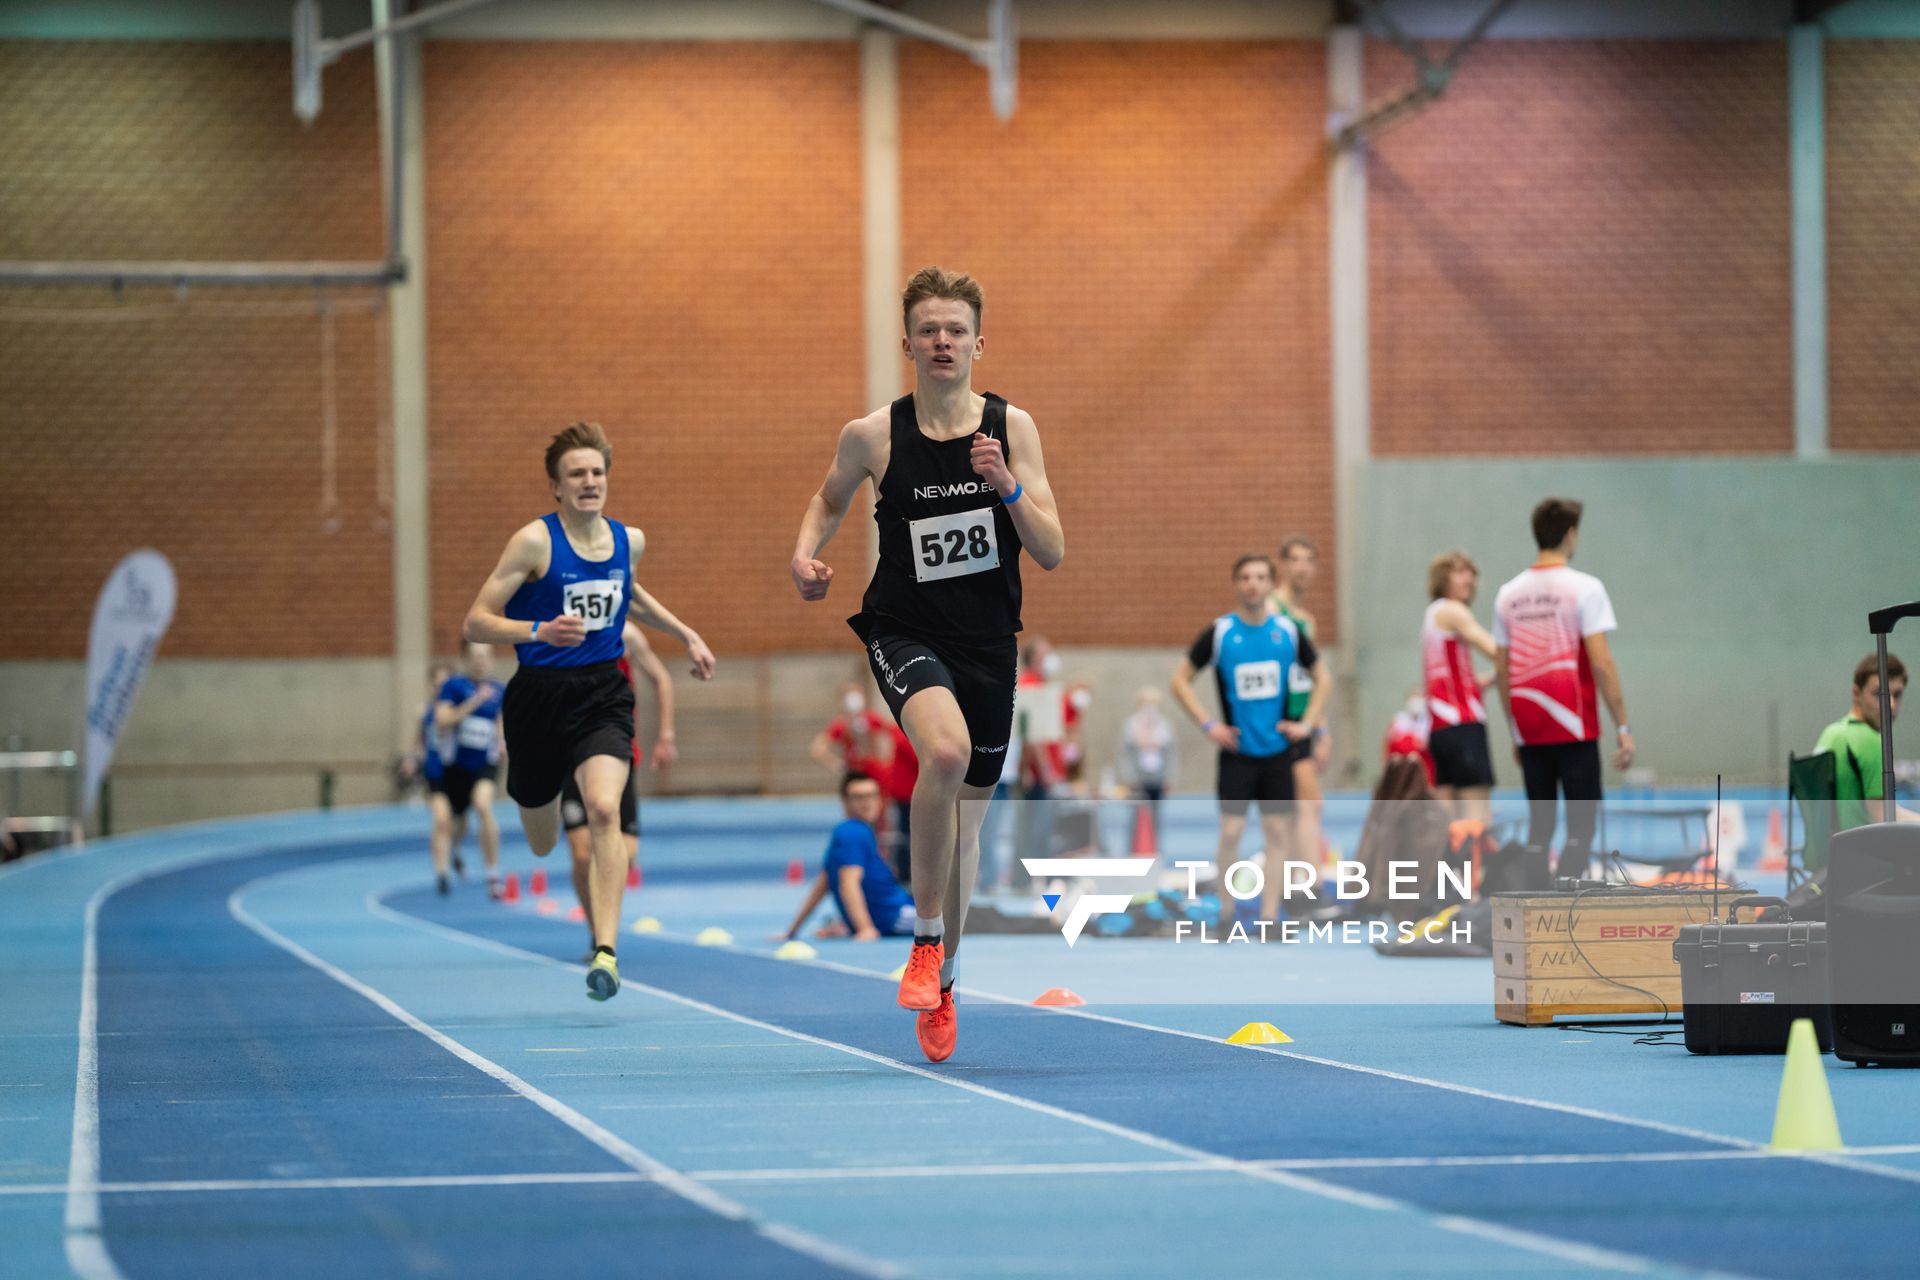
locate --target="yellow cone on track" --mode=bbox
[629,917,662,935]
[695,927,733,947]
[1771,1018,1842,1150]
[774,940,817,960]
[1226,1022,1292,1046]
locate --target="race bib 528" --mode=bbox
[910,508,1000,584]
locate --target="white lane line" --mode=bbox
[231,874,898,1280]
[367,896,1739,1278]
[690,932,1920,1183]
[10,1142,1920,1200]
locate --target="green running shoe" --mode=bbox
[586,952,620,1002]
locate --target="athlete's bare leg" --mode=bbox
[1215,811,1248,927]
[575,753,632,951]
[520,798,561,858]
[1457,786,1491,827]
[1257,806,1293,923]
[938,785,995,983]
[567,821,593,916]
[471,779,501,877]
[1433,783,1458,820]
[898,687,974,920]
[430,793,456,878]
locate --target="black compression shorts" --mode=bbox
[561,764,639,838]
[501,661,635,808]
[863,629,1016,790]
[1429,722,1496,789]
[437,763,498,817]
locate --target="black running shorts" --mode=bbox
[863,629,1016,790]
[502,661,635,808]
[437,763,498,818]
[1429,722,1496,789]
[1217,748,1296,816]
[561,765,639,838]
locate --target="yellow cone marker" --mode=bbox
[888,963,907,980]
[629,917,662,935]
[1226,1022,1293,1046]
[695,927,734,947]
[1771,1017,1843,1150]
[774,940,817,960]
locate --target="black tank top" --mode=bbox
[851,392,1024,644]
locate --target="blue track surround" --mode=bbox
[2,799,1916,1279]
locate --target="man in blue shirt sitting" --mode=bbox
[780,772,916,941]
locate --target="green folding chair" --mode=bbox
[1787,749,1838,885]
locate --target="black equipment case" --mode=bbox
[1674,897,1831,1055]
[1827,600,1920,1066]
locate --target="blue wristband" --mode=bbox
[529,620,541,641]
[1002,482,1023,506]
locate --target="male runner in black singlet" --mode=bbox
[790,268,1065,1062]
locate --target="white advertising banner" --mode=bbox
[81,550,177,819]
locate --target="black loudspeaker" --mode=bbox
[1827,822,1920,1066]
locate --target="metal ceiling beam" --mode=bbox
[1334,0,1514,150]
[807,0,1018,118]
[0,260,403,289]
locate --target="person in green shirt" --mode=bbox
[1816,652,1913,830]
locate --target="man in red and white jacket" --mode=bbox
[1493,498,1634,879]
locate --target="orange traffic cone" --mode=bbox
[627,863,641,889]
[1130,804,1157,856]
[566,904,586,922]
[786,858,806,884]
[1759,807,1787,872]
[501,873,520,903]
[530,868,548,897]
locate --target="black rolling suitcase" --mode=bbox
[1828,601,1920,1066]
[1674,897,1831,1054]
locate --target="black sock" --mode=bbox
[594,944,615,959]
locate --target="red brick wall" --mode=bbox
[899,41,1335,647]
[1368,41,1793,456]
[0,43,389,660]
[423,42,863,658]
[1827,40,1920,453]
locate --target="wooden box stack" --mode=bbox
[1491,889,1720,1026]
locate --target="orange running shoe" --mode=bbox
[916,988,956,1063]
[897,939,944,1010]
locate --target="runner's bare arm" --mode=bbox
[464,522,585,647]
[1438,598,1500,661]
[836,865,881,941]
[1584,633,1633,769]
[627,581,715,682]
[976,406,1064,570]
[1171,657,1239,751]
[779,871,832,941]
[623,623,678,768]
[792,415,883,601]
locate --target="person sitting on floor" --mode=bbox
[779,771,917,942]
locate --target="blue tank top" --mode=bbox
[506,513,635,668]
[419,701,445,782]
[436,675,505,771]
